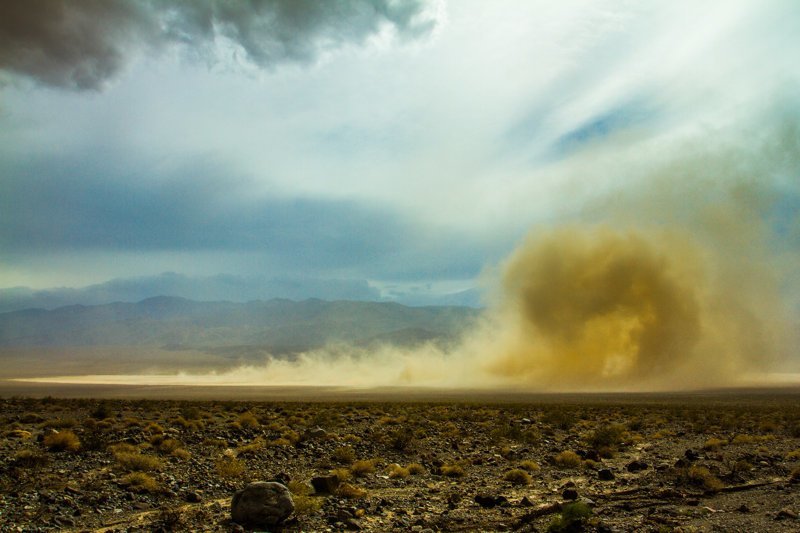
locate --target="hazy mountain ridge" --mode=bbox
[0,296,480,354]
[0,273,482,312]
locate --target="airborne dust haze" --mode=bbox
[30,116,800,392]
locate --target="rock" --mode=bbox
[231,481,294,528]
[626,460,648,472]
[311,475,341,495]
[562,488,579,501]
[737,504,750,513]
[776,509,798,520]
[598,468,615,481]
[307,426,328,439]
[474,494,509,508]
[519,496,535,507]
[684,449,700,461]
[184,491,202,503]
[343,518,362,530]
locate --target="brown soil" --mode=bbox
[1,388,799,532]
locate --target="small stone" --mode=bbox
[626,460,648,472]
[737,504,750,513]
[231,481,294,528]
[185,491,202,503]
[684,449,699,461]
[307,427,328,439]
[311,475,341,495]
[474,494,509,508]
[598,468,615,481]
[562,488,579,501]
[519,496,535,507]
[776,509,798,520]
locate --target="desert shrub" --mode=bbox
[144,422,164,434]
[731,434,756,445]
[171,448,191,460]
[703,437,728,451]
[41,418,78,429]
[43,430,81,452]
[202,437,227,448]
[108,442,138,455]
[12,449,50,468]
[543,410,576,431]
[350,459,376,477]
[785,449,800,461]
[758,419,778,434]
[332,446,356,464]
[91,402,113,420]
[503,469,531,485]
[332,468,351,482]
[237,412,259,429]
[548,501,592,532]
[5,429,32,439]
[115,452,163,472]
[336,483,367,499]
[519,460,540,472]
[288,480,322,515]
[120,472,160,493]
[156,438,182,454]
[388,464,410,479]
[216,456,245,479]
[554,451,582,468]
[180,406,201,420]
[674,465,723,492]
[441,464,466,478]
[588,423,626,450]
[236,438,265,456]
[407,463,425,475]
[20,412,44,424]
[387,427,415,452]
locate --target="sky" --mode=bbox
[1,0,799,306]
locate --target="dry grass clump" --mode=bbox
[407,463,425,475]
[350,459,377,477]
[731,434,756,445]
[332,446,356,464]
[120,472,160,493]
[785,449,800,461]
[503,469,532,485]
[43,430,81,452]
[287,480,322,516]
[235,438,265,456]
[554,451,582,468]
[236,412,260,429]
[674,465,724,492]
[387,463,410,479]
[5,429,33,439]
[336,483,368,499]
[703,437,728,450]
[13,449,50,468]
[41,418,78,429]
[171,448,191,460]
[216,456,245,479]
[519,460,540,472]
[441,464,466,478]
[115,452,163,472]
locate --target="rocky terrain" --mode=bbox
[1,392,800,532]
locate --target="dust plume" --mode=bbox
[21,116,800,392]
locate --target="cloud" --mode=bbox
[0,0,438,90]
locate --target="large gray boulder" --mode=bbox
[231,481,294,527]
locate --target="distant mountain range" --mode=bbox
[0,296,480,356]
[0,272,482,313]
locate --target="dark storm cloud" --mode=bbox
[0,0,436,90]
[0,153,487,280]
